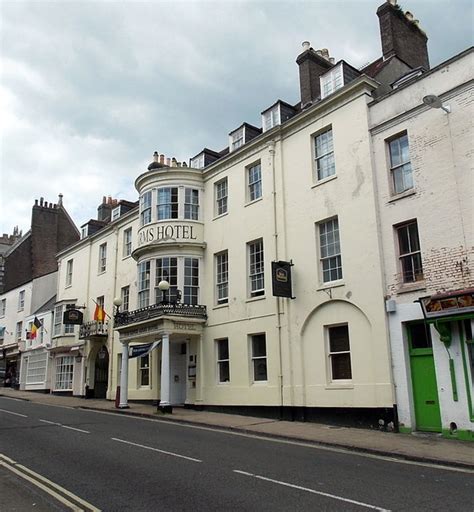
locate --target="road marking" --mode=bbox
[40,419,90,434]
[233,469,390,511]
[85,409,473,474]
[0,454,100,511]
[62,425,91,434]
[0,408,27,418]
[112,437,202,463]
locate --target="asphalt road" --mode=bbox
[0,396,472,512]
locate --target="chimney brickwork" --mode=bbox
[377,1,429,70]
[297,46,333,107]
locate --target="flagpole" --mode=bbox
[91,298,112,320]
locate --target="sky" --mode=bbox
[1,0,472,235]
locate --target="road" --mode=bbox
[0,396,472,511]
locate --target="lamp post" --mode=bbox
[158,280,170,304]
[113,297,123,317]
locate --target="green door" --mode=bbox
[408,323,442,432]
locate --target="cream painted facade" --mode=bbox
[53,74,396,425]
[369,48,474,439]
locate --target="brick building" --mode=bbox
[0,196,79,389]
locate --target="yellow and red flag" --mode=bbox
[93,304,106,322]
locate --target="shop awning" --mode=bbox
[418,288,474,322]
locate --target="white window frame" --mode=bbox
[111,206,121,221]
[123,228,132,257]
[262,105,280,132]
[388,133,413,195]
[66,259,73,287]
[247,162,262,202]
[55,356,74,391]
[190,154,205,169]
[155,257,178,304]
[0,298,6,317]
[184,257,199,305]
[327,324,352,381]
[81,226,88,239]
[216,338,230,383]
[396,220,423,283]
[314,128,335,181]
[215,178,228,216]
[139,354,150,387]
[138,261,151,308]
[140,190,152,226]
[98,243,107,273]
[121,285,130,312]
[157,187,179,221]
[318,217,343,283]
[215,251,229,305]
[184,188,199,220]
[250,333,267,382]
[248,239,265,297]
[230,127,244,151]
[18,290,25,311]
[16,321,22,340]
[320,63,343,98]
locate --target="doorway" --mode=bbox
[169,342,187,405]
[94,346,109,399]
[408,322,442,432]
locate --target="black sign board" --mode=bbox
[272,261,294,299]
[63,309,83,325]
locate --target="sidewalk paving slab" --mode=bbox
[1,388,473,470]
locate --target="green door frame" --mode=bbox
[408,322,442,432]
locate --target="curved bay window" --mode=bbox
[157,188,179,220]
[138,256,200,307]
[140,191,152,226]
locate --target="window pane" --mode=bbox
[329,325,350,352]
[252,335,266,357]
[331,353,352,379]
[219,361,230,382]
[218,339,229,360]
[408,323,432,349]
[253,359,267,381]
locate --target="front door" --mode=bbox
[169,343,186,405]
[94,346,109,399]
[408,323,442,432]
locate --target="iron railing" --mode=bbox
[79,321,109,339]
[114,303,207,328]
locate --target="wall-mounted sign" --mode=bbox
[63,309,83,325]
[129,340,161,359]
[138,223,198,247]
[272,261,295,299]
[419,289,474,320]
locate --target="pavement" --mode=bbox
[1,387,473,470]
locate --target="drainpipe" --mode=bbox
[110,227,119,400]
[268,140,284,418]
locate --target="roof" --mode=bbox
[34,294,57,315]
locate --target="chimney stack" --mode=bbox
[296,41,333,107]
[377,0,429,70]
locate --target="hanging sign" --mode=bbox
[419,289,474,320]
[63,309,83,325]
[129,340,161,359]
[272,261,295,298]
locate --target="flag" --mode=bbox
[94,304,106,322]
[31,317,42,339]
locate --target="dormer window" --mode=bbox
[320,63,343,99]
[111,206,121,221]
[190,153,205,169]
[230,127,244,151]
[262,105,280,132]
[81,226,88,239]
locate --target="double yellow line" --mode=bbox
[0,454,100,511]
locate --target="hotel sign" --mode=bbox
[272,261,295,299]
[138,222,202,247]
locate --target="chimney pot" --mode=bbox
[35,199,38,206]
[388,0,397,5]
[329,57,335,64]
[301,41,310,51]
[40,197,44,206]
[182,162,187,167]
[321,48,330,59]
[58,193,63,206]
[159,154,165,164]
[405,11,414,21]
[166,158,171,167]
[153,151,159,162]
